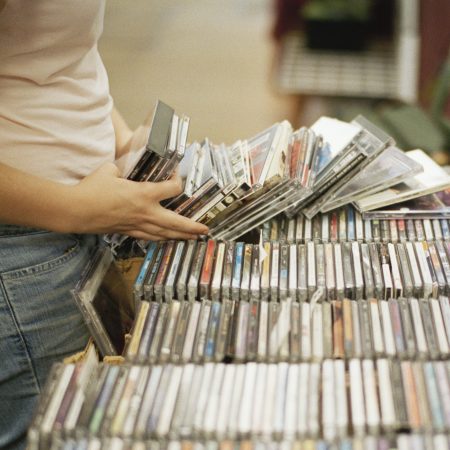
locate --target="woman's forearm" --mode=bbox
[0,161,208,240]
[0,162,80,232]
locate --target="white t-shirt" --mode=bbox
[0,0,115,185]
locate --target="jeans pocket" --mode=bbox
[0,233,97,449]
[0,234,96,388]
[0,234,82,281]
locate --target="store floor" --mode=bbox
[100,0,294,144]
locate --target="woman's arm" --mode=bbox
[0,162,208,241]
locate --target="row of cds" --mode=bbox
[133,238,450,303]
[261,206,450,245]
[111,101,450,250]
[106,101,450,255]
[174,117,450,241]
[161,114,394,242]
[33,102,450,450]
[29,359,450,447]
[36,435,450,450]
[125,297,450,364]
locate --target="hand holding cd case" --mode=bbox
[106,100,190,251]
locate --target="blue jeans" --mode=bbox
[0,226,97,450]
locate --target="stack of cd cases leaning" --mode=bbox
[106,100,190,249]
[107,100,450,251]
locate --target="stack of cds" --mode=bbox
[166,116,449,241]
[29,101,450,450]
[165,115,398,241]
[124,297,450,364]
[108,100,190,250]
[109,101,450,251]
[260,206,450,244]
[124,101,189,184]
[29,360,450,448]
[130,238,450,304]
[35,231,450,449]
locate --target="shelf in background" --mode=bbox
[275,32,399,99]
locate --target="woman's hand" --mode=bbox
[71,163,208,241]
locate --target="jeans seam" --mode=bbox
[0,230,48,238]
[0,277,41,392]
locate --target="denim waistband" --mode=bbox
[0,224,49,237]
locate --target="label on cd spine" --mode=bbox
[187,242,207,302]
[261,242,271,301]
[211,242,225,301]
[154,241,176,302]
[307,241,316,298]
[279,244,289,300]
[369,243,384,299]
[360,243,374,299]
[339,208,347,242]
[342,242,355,299]
[171,301,191,363]
[397,298,417,359]
[297,244,308,301]
[390,220,398,243]
[351,241,364,300]
[334,243,345,300]
[199,240,217,300]
[250,245,261,301]
[193,300,212,363]
[221,241,235,300]
[324,243,336,300]
[381,220,390,243]
[396,243,413,298]
[176,240,197,301]
[231,242,244,301]
[204,301,222,362]
[247,300,259,361]
[240,244,253,302]
[270,242,280,301]
[165,241,186,301]
[257,300,269,361]
[388,243,403,298]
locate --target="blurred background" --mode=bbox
[100,0,450,161]
[100,0,291,144]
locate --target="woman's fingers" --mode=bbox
[148,206,209,235]
[147,176,183,201]
[127,230,162,241]
[125,223,198,240]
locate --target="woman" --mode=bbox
[0,1,207,448]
